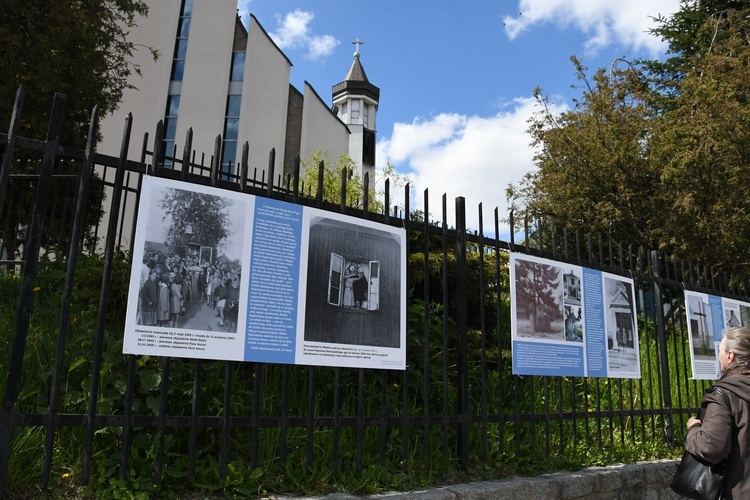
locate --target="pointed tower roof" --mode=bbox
[332,42,380,103]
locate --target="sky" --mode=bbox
[237,0,681,236]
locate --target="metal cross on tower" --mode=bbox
[352,38,364,56]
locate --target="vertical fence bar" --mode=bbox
[306,366,316,473]
[182,128,193,182]
[0,88,23,218]
[495,207,506,457]
[188,360,202,482]
[650,250,674,445]
[421,189,430,467]
[332,367,341,475]
[120,355,137,480]
[441,195,450,457]
[0,93,65,494]
[356,369,364,474]
[151,120,164,175]
[266,148,275,197]
[401,183,410,468]
[154,357,171,483]
[240,142,250,193]
[127,132,150,255]
[41,105,100,488]
[477,204,488,462]
[250,363,261,471]
[82,111,131,483]
[210,135,221,186]
[220,362,232,481]
[455,196,469,469]
[280,365,290,471]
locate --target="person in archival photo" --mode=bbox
[685,327,750,498]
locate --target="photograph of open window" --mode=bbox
[328,254,379,310]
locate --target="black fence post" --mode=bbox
[266,148,275,197]
[181,127,193,181]
[41,105,100,489]
[650,250,674,445]
[0,88,24,219]
[0,93,66,495]
[210,135,221,186]
[240,142,250,193]
[455,196,469,469]
[82,112,132,484]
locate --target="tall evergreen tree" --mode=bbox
[508,1,750,280]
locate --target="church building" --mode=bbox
[97,0,380,184]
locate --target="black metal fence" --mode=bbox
[1,90,746,494]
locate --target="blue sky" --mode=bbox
[238,0,681,234]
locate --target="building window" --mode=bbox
[327,253,380,310]
[221,95,242,179]
[350,100,360,121]
[169,0,192,81]
[362,103,369,128]
[161,95,180,168]
[363,128,375,166]
[230,52,245,81]
[161,0,192,168]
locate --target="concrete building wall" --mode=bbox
[241,15,291,183]
[283,85,304,178]
[98,0,179,158]
[176,1,236,160]
[300,82,350,166]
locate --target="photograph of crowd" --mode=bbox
[133,182,246,334]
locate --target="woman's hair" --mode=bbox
[722,327,750,373]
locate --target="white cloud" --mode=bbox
[308,34,339,60]
[268,9,339,60]
[237,0,252,26]
[378,98,568,237]
[503,0,681,56]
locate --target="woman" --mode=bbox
[685,326,750,498]
[170,273,183,328]
[157,274,171,326]
[139,270,159,326]
[216,278,230,327]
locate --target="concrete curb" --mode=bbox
[272,459,682,500]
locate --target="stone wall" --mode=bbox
[304,459,683,500]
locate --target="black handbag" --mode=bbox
[671,387,731,500]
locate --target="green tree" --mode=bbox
[299,151,412,215]
[507,2,750,280]
[159,188,232,258]
[652,9,750,276]
[0,0,154,146]
[643,0,745,108]
[507,57,662,250]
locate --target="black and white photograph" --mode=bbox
[302,217,402,348]
[128,177,249,340]
[124,177,253,361]
[604,276,639,376]
[513,257,565,341]
[687,294,715,359]
[562,267,583,342]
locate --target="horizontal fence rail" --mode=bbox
[0,91,745,494]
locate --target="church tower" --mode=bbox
[332,40,380,182]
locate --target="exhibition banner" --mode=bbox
[124,176,407,370]
[684,291,750,380]
[510,253,641,378]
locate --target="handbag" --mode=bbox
[670,387,731,500]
